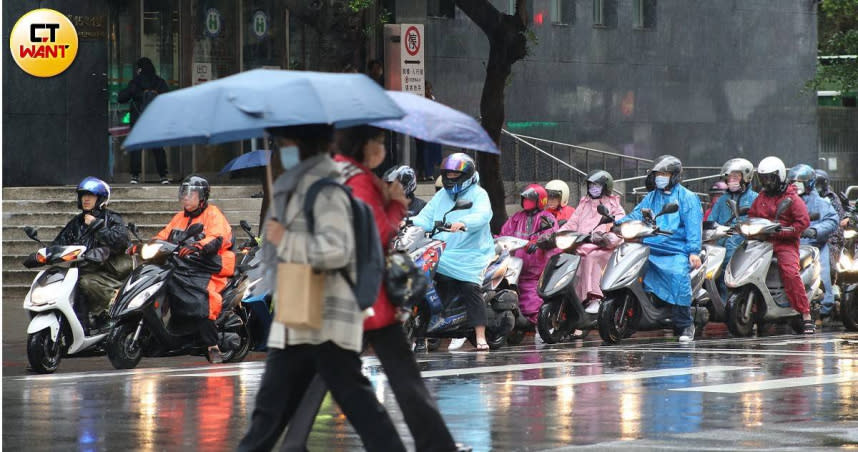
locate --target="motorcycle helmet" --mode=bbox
[179,175,210,212]
[545,180,570,206]
[383,165,417,197]
[650,155,683,189]
[76,177,111,211]
[586,170,614,197]
[787,164,816,195]
[756,156,787,194]
[520,184,548,212]
[721,158,754,184]
[815,169,831,195]
[440,153,477,196]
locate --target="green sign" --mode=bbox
[205,8,221,37]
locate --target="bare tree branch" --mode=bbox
[454,0,502,36]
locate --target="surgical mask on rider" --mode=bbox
[279,146,300,170]
[655,176,670,190]
[588,184,603,198]
[727,181,741,192]
[793,181,805,195]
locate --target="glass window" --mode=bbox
[242,1,289,69]
[633,0,657,29]
[551,0,575,25]
[593,0,616,27]
[428,0,455,19]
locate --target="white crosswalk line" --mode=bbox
[507,365,755,387]
[672,373,858,393]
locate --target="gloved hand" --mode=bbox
[536,234,555,250]
[526,239,538,254]
[591,231,607,247]
[178,243,203,258]
[801,228,817,239]
[126,244,138,255]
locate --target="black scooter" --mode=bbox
[105,222,255,369]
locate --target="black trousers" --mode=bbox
[435,273,487,327]
[237,342,405,452]
[130,147,167,178]
[365,324,457,452]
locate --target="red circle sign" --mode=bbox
[404,26,420,56]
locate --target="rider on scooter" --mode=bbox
[411,153,495,351]
[747,157,813,334]
[708,158,758,297]
[545,180,575,223]
[383,165,426,216]
[789,164,840,321]
[499,184,558,324]
[815,169,847,319]
[616,155,703,342]
[556,170,626,315]
[142,175,236,362]
[32,177,131,333]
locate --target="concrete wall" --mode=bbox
[396,0,818,173]
[3,1,110,186]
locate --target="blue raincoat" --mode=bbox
[618,184,703,306]
[709,188,759,266]
[800,190,840,311]
[412,177,495,285]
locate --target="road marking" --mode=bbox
[672,373,858,393]
[610,347,857,359]
[758,338,849,346]
[507,365,754,387]
[171,361,585,379]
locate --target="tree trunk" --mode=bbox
[455,0,528,233]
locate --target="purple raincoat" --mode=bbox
[499,210,558,323]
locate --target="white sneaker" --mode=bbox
[448,337,466,350]
[678,325,696,343]
[585,300,601,314]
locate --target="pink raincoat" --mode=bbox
[559,195,626,303]
[499,210,558,323]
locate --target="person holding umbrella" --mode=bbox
[237,124,406,452]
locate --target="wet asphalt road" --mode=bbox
[3,324,858,451]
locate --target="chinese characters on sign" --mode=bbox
[400,24,424,97]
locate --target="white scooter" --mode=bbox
[21,224,109,373]
[724,198,823,336]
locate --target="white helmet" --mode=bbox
[545,180,570,206]
[721,158,754,184]
[756,156,787,193]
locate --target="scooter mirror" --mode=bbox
[23,227,38,241]
[182,223,205,243]
[726,199,739,219]
[598,216,614,225]
[128,223,138,233]
[451,200,473,212]
[597,204,611,217]
[89,218,105,231]
[538,215,555,232]
[657,203,679,217]
[775,197,793,221]
[240,220,252,233]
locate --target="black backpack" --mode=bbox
[303,178,384,310]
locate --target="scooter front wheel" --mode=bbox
[537,302,570,344]
[726,288,757,337]
[841,287,858,331]
[27,328,64,374]
[107,321,143,369]
[598,293,639,345]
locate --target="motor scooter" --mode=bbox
[399,200,518,350]
[597,203,710,344]
[535,204,616,343]
[105,222,253,369]
[21,221,110,373]
[724,198,823,336]
[484,235,529,345]
[834,188,858,331]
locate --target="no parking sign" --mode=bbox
[400,24,424,97]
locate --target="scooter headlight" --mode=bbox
[140,243,165,260]
[844,230,856,240]
[124,281,165,313]
[838,252,857,273]
[555,234,578,250]
[739,223,765,237]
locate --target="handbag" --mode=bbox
[274,262,325,329]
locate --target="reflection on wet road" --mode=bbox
[3,330,857,451]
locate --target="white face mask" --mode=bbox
[279,146,300,170]
[793,181,805,195]
[655,176,670,190]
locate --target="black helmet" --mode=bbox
[383,165,417,197]
[76,177,111,211]
[650,155,682,189]
[814,169,831,195]
[586,170,614,195]
[179,175,210,211]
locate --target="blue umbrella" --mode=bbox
[123,69,405,151]
[219,149,270,174]
[370,91,499,154]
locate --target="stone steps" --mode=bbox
[1,198,262,214]
[2,184,262,200]
[3,210,262,227]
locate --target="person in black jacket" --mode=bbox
[118,57,170,184]
[48,178,132,332]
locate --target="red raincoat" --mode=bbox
[747,184,811,314]
[335,155,408,331]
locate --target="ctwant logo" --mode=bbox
[10,9,78,77]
